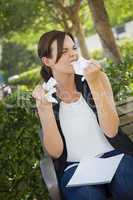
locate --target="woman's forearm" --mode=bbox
[86,75,120,138]
[37,105,63,158]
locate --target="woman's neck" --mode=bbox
[53,72,79,100]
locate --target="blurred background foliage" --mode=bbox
[0,92,50,200]
[0,0,133,200]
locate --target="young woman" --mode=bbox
[32,30,133,200]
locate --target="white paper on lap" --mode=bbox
[66,154,124,187]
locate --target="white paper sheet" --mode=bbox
[66,154,124,187]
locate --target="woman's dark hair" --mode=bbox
[38,30,75,82]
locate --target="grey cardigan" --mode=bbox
[51,74,133,180]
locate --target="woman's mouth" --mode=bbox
[71,54,79,62]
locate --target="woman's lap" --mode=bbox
[59,151,133,200]
[59,165,107,200]
[107,153,133,200]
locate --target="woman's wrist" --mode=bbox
[86,77,105,103]
[37,102,53,113]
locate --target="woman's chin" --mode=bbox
[64,68,75,74]
[68,70,75,74]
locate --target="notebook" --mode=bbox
[66,154,124,187]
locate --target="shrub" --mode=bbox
[90,49,104,60]
[118,38,133,56]
[8,68,41,89]
[91,38,133,102]
[104,54,133,102]
[0,91,50,200]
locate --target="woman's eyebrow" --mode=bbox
[62,48,68,50]
[63,45,76,50]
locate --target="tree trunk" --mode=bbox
[87,0,122,63]
[72,14,90,59]
[54,0,90,59]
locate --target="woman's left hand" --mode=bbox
[83,59,103,84]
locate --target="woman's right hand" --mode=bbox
[32,85,53,109]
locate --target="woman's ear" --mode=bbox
[41,57,54,68]
[42,57,50,66]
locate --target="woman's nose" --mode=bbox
[69,49,76,56]
[69,50,78,60]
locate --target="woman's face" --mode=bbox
[50,34,79,74]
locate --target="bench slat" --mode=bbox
[119,111,133,126]
[117,101,133,115]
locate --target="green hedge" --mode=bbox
[0,92,50,200]
[118,38,133,56]
[8,68,41,88]
[104,54,133,102]
[91,38,133,102]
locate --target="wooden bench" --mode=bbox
[39,97,133,200]
[116,96,133,140]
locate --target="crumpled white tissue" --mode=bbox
[71,57,104,82]
[71,57,92,81]
[42,77,58,103]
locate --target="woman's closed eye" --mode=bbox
[62,45,78,54]
[62,50,68,54]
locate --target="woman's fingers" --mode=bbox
[32,84,53,108]
[89,59,102,70]
[83,59,103,83]
[32,85,42,99]
[32,85,45,101]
